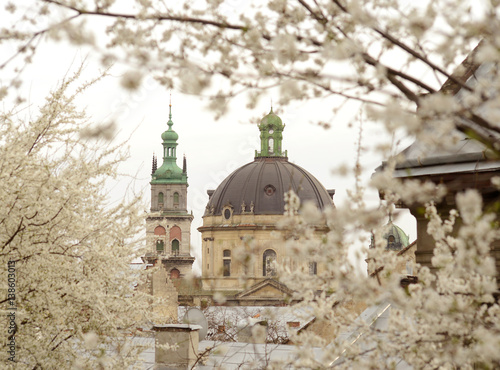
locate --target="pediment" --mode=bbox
[235,278,293,299]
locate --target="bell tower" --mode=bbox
[145,100,194,278]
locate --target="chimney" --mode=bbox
[153,324,201,369]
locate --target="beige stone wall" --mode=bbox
[154,326,199,368]
[147,180,194,277]
[367,244,417,281]
[146,215,193,257]
[150,183,188,212]
[396,244,417,276]
[200,213,327,292]
[151,266,178,324]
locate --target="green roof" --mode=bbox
[383,222,410,251]
[151,104,187,185]
[255,108,287,158]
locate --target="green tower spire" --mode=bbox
[255,107,287,158]
[151,102,187,184]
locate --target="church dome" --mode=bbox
[204,157,333,216]
[370,220,410,251]
[161,129,178,141]
[259,109,283,128]
[383,222,409,251]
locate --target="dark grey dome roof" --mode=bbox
[204,157,334,216]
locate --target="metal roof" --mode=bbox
[134,335,314,369]
[327,301,412,369]
[178,305,315,343]
[380,62,500,179]
[133,302,412,369]
[204,157,334,216]
[392,159,500,178]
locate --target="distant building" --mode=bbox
[367,219,417,284]
[198,109,335,300]
[144,103,195,278]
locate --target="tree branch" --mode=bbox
[42,0,248,31]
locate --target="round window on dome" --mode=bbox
[224,209,231,220]
[264,184,276,196]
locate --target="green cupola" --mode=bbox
[255,108,287,158]
[151,104,187,184]
[370,218,410,251]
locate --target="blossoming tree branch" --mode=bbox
[1,0,500,368]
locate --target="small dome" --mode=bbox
[260,109,283,129]
[370,221,410,251]
[204,157,333,216]
[382,222,410,251]
[161,129,178,141]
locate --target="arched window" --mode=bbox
[171,239,180,255]
[170,226,181,241]
[154,226,166,236]
[223,249,231,277]
[170,268,180,279]
[158,192,164,204]
[173,192,179,204]
[263,249,277,277]
[156,240,164,252]
[268,137,274,154]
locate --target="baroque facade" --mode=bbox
[198,109,335,294]
[145,104,194,278]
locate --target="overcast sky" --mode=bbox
[3,32,416,274]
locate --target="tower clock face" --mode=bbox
[269,129,274,134]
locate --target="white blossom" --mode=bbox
[2,0,500,368]
[0,68,149,368]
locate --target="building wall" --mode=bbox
[146,180,194,277]
[150,183,188,212]
[401,170,500,288]
[146,216,192,256]
[366,244,417,278]
[199,213,327,292]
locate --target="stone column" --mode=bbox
[209,238,215,277]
